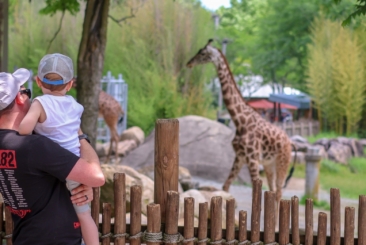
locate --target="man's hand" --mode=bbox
[70,184,93,206]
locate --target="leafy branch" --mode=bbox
[333,0,366,26]
[109,0,146,26]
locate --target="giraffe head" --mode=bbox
[186,39,222,68]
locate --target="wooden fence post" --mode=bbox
[279,200,290,245]
[147,203,161,245]
[251,179,262,243]
[264,191,276,244]
[91,187,100,226]
[184,197,195,245]
[317,212,327,245]
[359,195,366,245]
[114,173,126,245]
[211,196,223,245]
[238,211,247,244]
[4,206,12,245]
[165,191,180,245]
[305,199,313,245]
[305,147,322,200]
[101,203,112,245]
[330,188,341,245]
[130,185,142,245]
[344,207,355,245]
[226,198,236,244]
[154,119,179,223]
[291,196,300,245]
[198,202,208,245]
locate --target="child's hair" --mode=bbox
[41,73,69,92]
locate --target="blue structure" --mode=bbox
[268,93,311,109]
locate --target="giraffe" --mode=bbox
[186,39,293,203]
[71,79,124,164]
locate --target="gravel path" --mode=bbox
[191,175,359,237]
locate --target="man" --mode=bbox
[0,68,105,244]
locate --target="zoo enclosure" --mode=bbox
[274,120,320,137]
[0,119,365,245]
[25,70,128,143]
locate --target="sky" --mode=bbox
[200,0,231,11]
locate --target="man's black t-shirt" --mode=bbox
[0,129,81,245]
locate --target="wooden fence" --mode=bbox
[274,121,320,137]
[0,119,365,245]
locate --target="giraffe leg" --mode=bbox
[223,155,244,192]
[263,163,275,191]
[275,147,292,204]
[104,138,113,164]
[247,152,260,183]
[111,129,120,165]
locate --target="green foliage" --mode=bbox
[293,158,366,199]
[321,159,341,173]
[333,0,366,25]
[8,0,216,135]
[39,0,80,16]
[306,132,342,143]
[307,17,366,135]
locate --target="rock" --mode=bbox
[96,142,107,157]
[178,189,238,228]
[121,115,250,184]
[313,138,330,151]
[197,186,220,192]
[179,189,207,219]
[336,137,364,157]
[100,165,154,215]
[120,126,145,146]
[327,141,352,165]
[290,135,309,144]
[102,140,138,157]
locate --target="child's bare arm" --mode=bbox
[18,100,43,135]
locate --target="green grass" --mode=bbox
[293,158,366,199]
[306,132,340,144]
[300,195,330,210]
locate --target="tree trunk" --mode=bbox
[0,0,9,72]
[76,0,110,147]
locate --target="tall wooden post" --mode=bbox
[154,119,179,223]
[0,0,9,72]
[305,146,322,200]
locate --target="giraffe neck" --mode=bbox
[214,50,255,126]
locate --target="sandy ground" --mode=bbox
[191,175,360,237]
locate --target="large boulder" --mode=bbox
[121,115,251,183]
[100,165,154,215]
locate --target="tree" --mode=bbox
[333,0,366,25]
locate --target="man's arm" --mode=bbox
[66,133,105,187]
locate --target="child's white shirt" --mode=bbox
[33,94,84,157]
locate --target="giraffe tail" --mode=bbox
[283,143,297,188]
[118,116,124,125]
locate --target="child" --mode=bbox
[19,53,99,245]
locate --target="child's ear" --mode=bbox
[35,77,42,88]
[66,81,73,92]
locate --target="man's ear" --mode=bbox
[15,92,26,105]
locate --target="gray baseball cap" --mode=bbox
[37,53,74,85]
[0,68,30,110]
